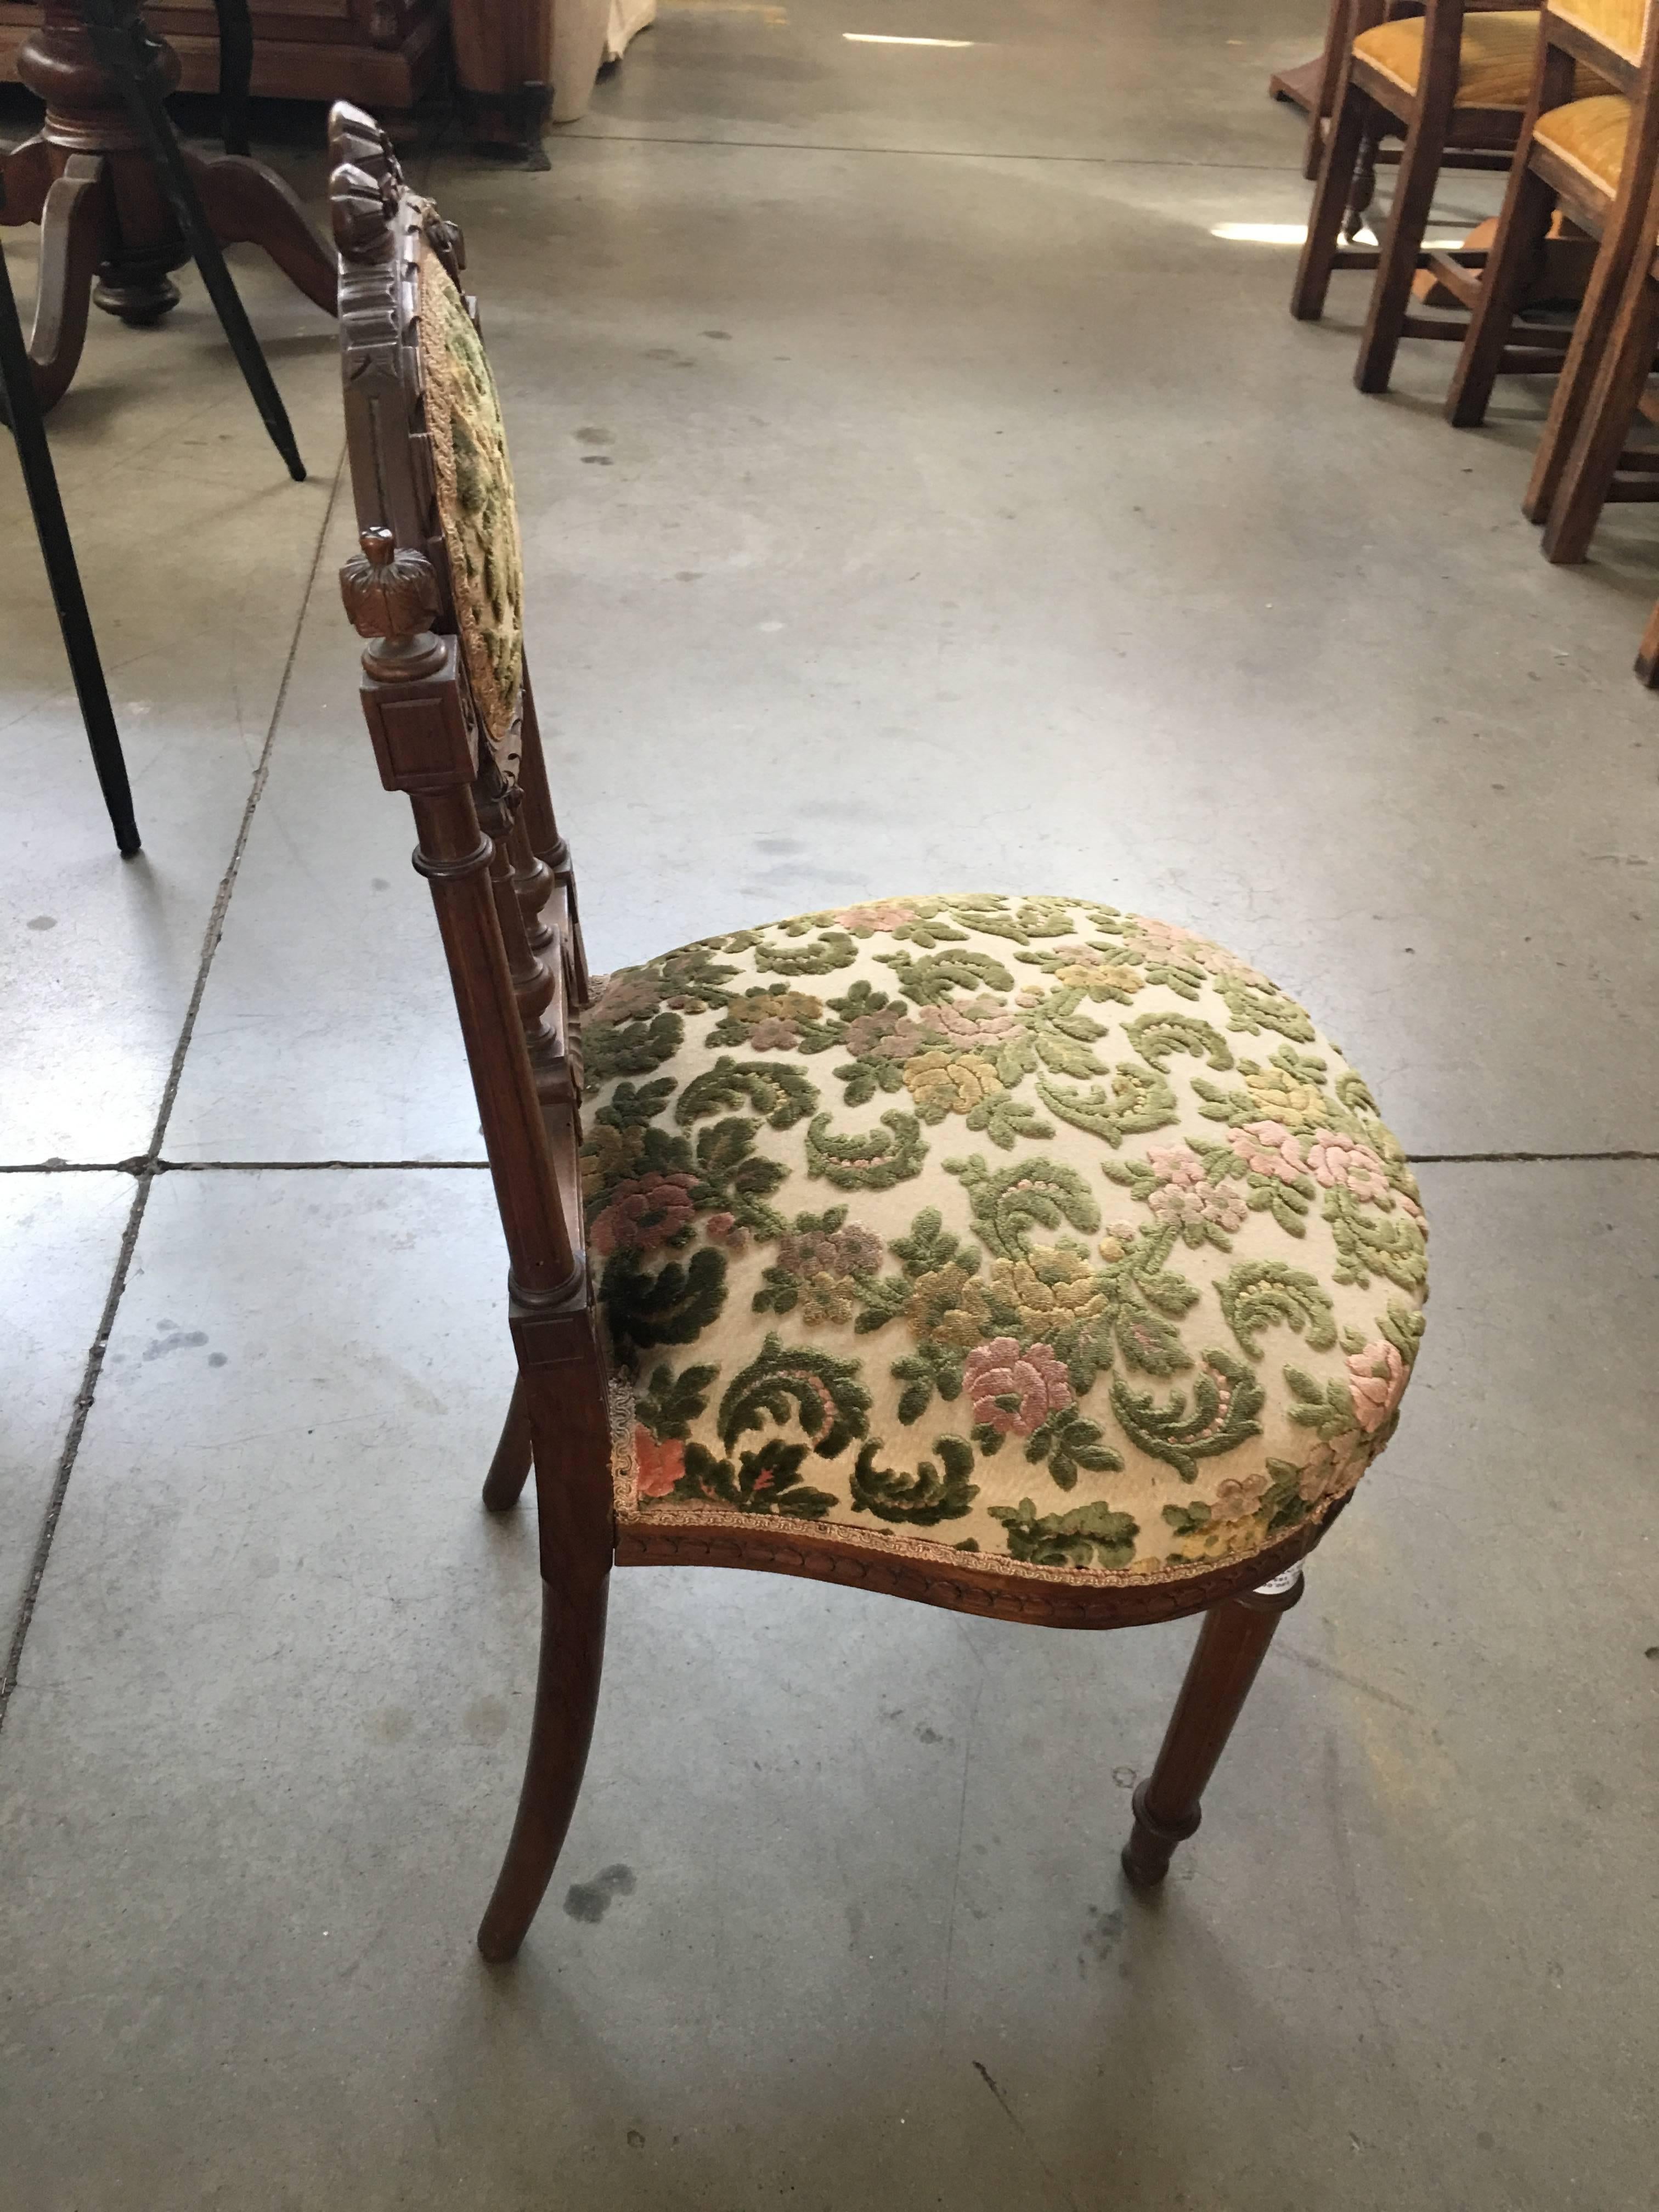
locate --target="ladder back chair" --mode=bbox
[329,102,1432,1964]
[1292,0,1610,391]
[1444,0,1659,548]
[1554,159,1659,574]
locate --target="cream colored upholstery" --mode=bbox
[584,896,1429,1591]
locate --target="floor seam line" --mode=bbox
[550,132,1304,172]
[0,447,347,1743]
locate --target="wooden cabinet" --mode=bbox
[0,0,447,117]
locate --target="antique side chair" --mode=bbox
[1443,0,1659,548]
[328,103,1432,1964]
[1291,0,1609,392]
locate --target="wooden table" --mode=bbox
[0,0,336,409]
[1,0,445,120]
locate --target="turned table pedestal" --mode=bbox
[0,0,334,409]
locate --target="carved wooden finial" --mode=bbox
[331,160,398,262]
[340,528,446,680]
[329,99,400,187]
[328,100,407,261]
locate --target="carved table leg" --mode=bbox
[21,155,108,409]
[0,2,335,416]
[0,134,57,227]
[1122,1566,1305,1889]
[184,150,338,317]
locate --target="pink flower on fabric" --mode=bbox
[1143,1146,1245,1231]
[704,1211,748,1254]
[1296,1437,1368,1505]
[1304,1130,1391,1206]
[918,995,1020,1043]
[1209,1468,1269,1522]
[963,1337,1072,1435]
[1148,1143,1207,1190]
[1226,1120,1305,1184]
[589,1171,697,1256]
[833,901,916,933]
[746,1018,800,1051]
[634,1428,685,1499]
[843,1006,924,1060]
[591,973,660,1024]
[1128,916,1266,986]
[1346,1340,1408,1434]
[1131,917,1202,957]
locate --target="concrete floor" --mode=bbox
[2,0,1657,2202]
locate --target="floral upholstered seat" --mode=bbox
[583,894,1428,1594]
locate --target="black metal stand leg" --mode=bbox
[212,0,254,157]
[0,242,140,856]
[82,0,306,482]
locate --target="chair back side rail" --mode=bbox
[337,301,582,1309]
[351,607,582,1302]
[516,662,592,1007]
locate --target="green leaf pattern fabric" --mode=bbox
[419,244,524,782]
[585,895,1427,1587]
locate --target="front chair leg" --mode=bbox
[1121,1565,1305,1888]
[477,1560,611,1961]
[477,1345,614,1963]
[1355,100,1448,394]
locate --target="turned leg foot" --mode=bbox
[92,264,180,324]
[1122,1565,1305,1889]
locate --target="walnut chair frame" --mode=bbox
[330,103,1342,1964]
[1291,0,1576,394]
[1443,0,1659,548]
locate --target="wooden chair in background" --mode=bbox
[1287,0,1523,189]
[1443,0,1659,555]
[330,102,1432,1964]
[1291,0,1605,392]
[1541,158,1659,568]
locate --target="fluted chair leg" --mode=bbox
[1122,1566,1306,1888]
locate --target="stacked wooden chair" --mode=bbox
[329,101,1431,1962]
[1443,0,1659,558]
[1291,0,1611,392]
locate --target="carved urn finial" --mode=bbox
[340,527,446,681]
